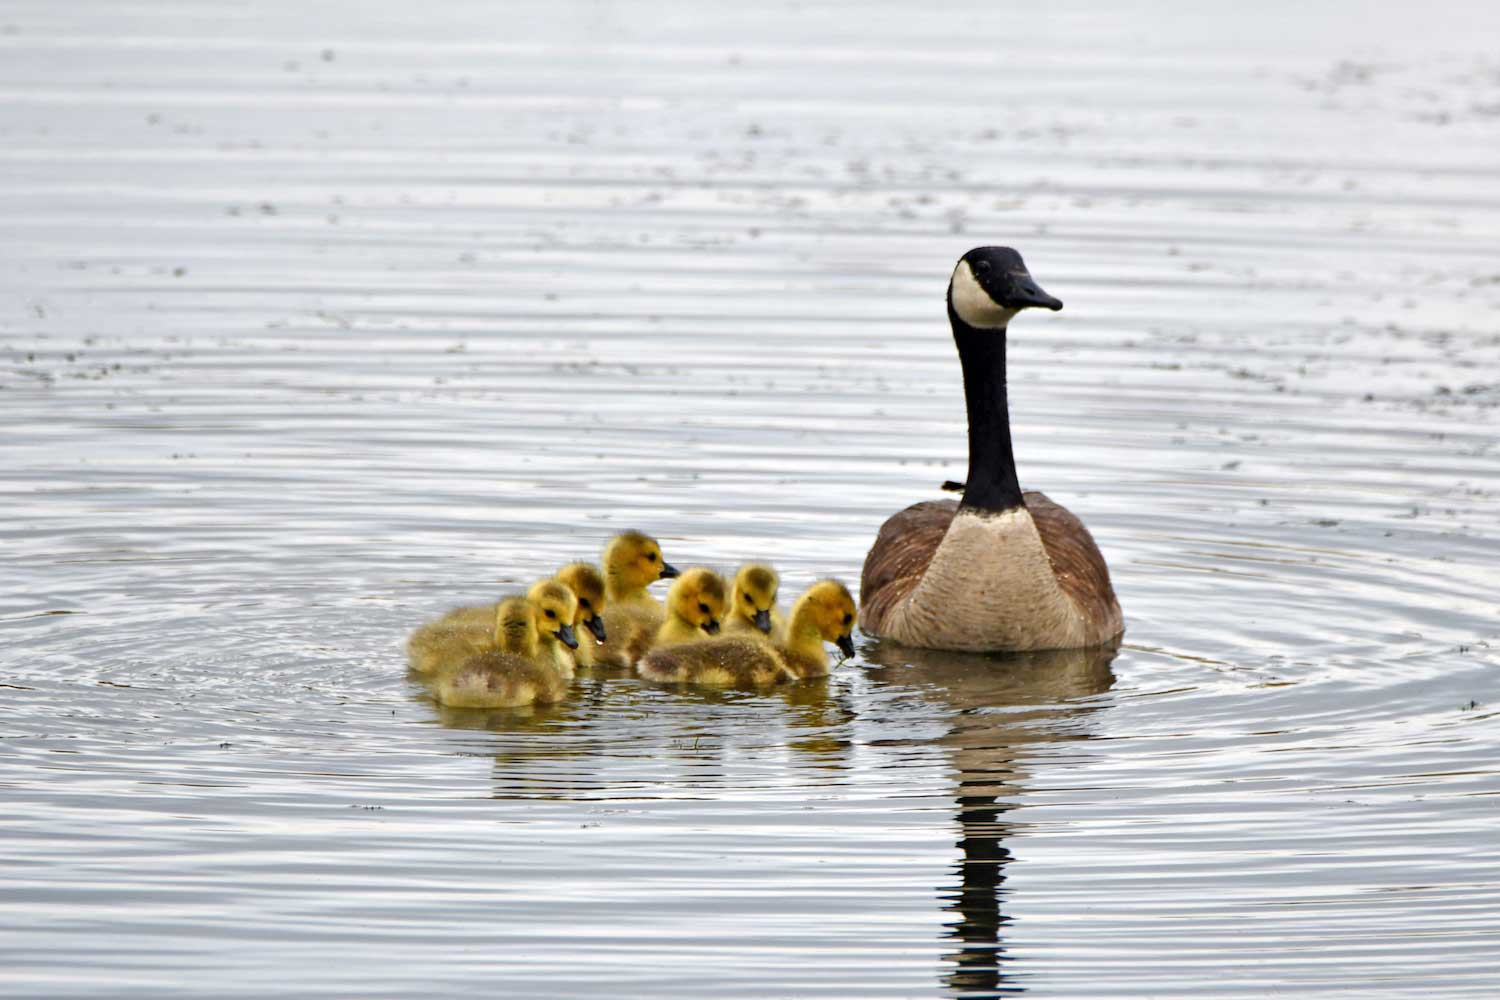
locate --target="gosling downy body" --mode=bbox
[555,562,608,670]
[724,563,785,641]
[859,247,1123,653]
[638,579,857,686]
[654,567,728,648]
[595,531,680,667]
[433,597,569,709]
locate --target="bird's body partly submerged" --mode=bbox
[639,579,857,687]
[592,531,680,667]
[432,596,570,709]
[858,247,1122,653]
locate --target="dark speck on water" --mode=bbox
[2,1,1499,998]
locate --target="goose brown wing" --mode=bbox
[1023,490,1123,640]
[858,499,959,635]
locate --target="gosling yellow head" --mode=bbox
[664,567,728,638]
[728,563,780,635]
[790,579,858,660]
[494,595,539,657]
[526,579,580,651]
[555,562,608,643]
[602,530,679,600]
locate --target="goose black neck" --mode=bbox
[950,306,1023,513]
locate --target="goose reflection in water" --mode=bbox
[861,639,1118,997]
[420,637,1115,996]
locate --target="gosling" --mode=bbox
[724,563,784,641]
[595,531,680,667]
[654,567,728,648]
[408,581,578,678]
[637,579,857,687]
[555,562,608,670]
[432,597,569,709]
[526,579,581,679]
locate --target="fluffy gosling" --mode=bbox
[554,562,608,669]
[526,579,580,678]
[724,563,785,641]
[637,579,857,687]
[433,597,569,708]
[595,531,680,667]
[654,567,728,647]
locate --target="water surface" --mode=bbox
[3,1,1499,996]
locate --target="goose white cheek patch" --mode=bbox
[950,260,1019,329]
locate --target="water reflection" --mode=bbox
[424,643,1114,994]
[862,641,1118,997]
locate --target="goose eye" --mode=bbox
[842,613,853,625]
[578,598,591,609]
[697,602,709,614]
[646,552,657,563]
[545,609,556,619]
[975,259,991,272]
[744,593,754,603]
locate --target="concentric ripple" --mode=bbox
[2,1,1499,997]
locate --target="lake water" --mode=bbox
[3,1,1499,996]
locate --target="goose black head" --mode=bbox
[948,246,1063,330]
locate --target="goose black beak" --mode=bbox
[557,623,579,650]
[659,561,681,580]
[753,609,772,633]
[1008,273,1063,311]
[586,616,607,643]
[703,618,721,635]
[835,634,856,659]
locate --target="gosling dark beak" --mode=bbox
[557,623,579,650]
[586,616,607,643]
[1008,274,1063,312]
[753,609,772,633]
[658,561,680,580]
[835,634,856,659]
[703,618,720,635]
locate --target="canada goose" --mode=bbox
[432,597,570,708]
[554,562,608,669]
[654,567,728,647]
[638,579,857,686]
[525,579,580,678]
[724,563,784,640]
[595,531,680,667]
[858,247,1123,652]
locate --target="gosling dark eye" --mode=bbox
[646,553,657,562]
[697,602,709,614]
[545,609,556,619]
[578,598,591,609]
[843,613,853,625]
[744,593,753,603]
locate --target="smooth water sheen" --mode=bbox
[3,2,1499,996]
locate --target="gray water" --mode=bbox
[3,1,1499,996]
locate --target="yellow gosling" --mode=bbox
[602,531,679,610]
[555,562,607,670]
[595,531,680,667]
[654,568,728,648]
[637,579,858,687]
[724,563,785,641]
[526,579,579,680]
[433,597,569,708]
[407,592,503,675]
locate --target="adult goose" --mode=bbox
[858,247,1123,652]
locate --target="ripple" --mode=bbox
[4,1,1500,997]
